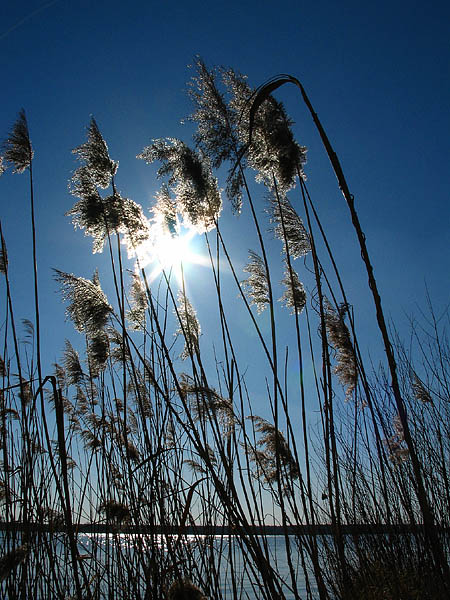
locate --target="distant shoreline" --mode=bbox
[1,523,448,536]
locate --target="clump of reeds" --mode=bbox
[0,57,448,600]
[0,544,29,582]
[167,578,207,600]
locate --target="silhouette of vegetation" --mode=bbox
[0,58,448,599]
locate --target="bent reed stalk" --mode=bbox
[0,60,448,599]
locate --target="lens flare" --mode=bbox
[134,226,209,284]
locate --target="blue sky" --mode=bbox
[1,0,449,414]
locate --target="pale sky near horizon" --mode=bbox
[1,0,449,421]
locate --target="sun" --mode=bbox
[134,226,209,284]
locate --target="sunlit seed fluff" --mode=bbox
[242,250,269,313]
[187,58,244,213]
[18,377,32,404]
[324,301,357,400]
[268,193,311,259]
[383,436,410,465]
[63,340,85,385]
[125,439,140,462]
[126,272,148,331]
[392,413,405,441]
[81,430,102,451]
[54,269,112,336]
[49,364,64,391]
[223,68,307,193]
[2,110,33,174]
[175,291,201,360]
[87,330,110,377]
[0,156,5,176]
[138,138,222,234]
[280,263,306,314]
[67,181,150,254]
[126,408,139,434]
[184,459,208,475]
[108,326,131,363]
[152,183,179,236]
[185,444,217,475]
[72,117,118,189]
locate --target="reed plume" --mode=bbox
[324,301,357,400]
[1,109,33,174]
[242,250,270,313]
[175,291,201,360]
[138,138,222,233]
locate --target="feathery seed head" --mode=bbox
[268,193,311,259]
[2,110,33,174]
[175,291,201,360]
[126,271,148,330]
[98,499,131,523]
[412,373,433,403]
[187,58,244,212]
[248,416,299,488]
[168,578,207,600]
[0,544,29,582]
[242,250,269,313]
[180,375,235,430]
[139,138,222,234]
[87,330,110,377]
[280,263,306,314]
[63,340,85,385]
[324,301,357,400]
[72,117,118,188]
[54,269,112,336]
[223,69,307,193]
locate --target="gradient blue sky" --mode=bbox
[1,0,449,405]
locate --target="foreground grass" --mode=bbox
[0,59,448,599]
